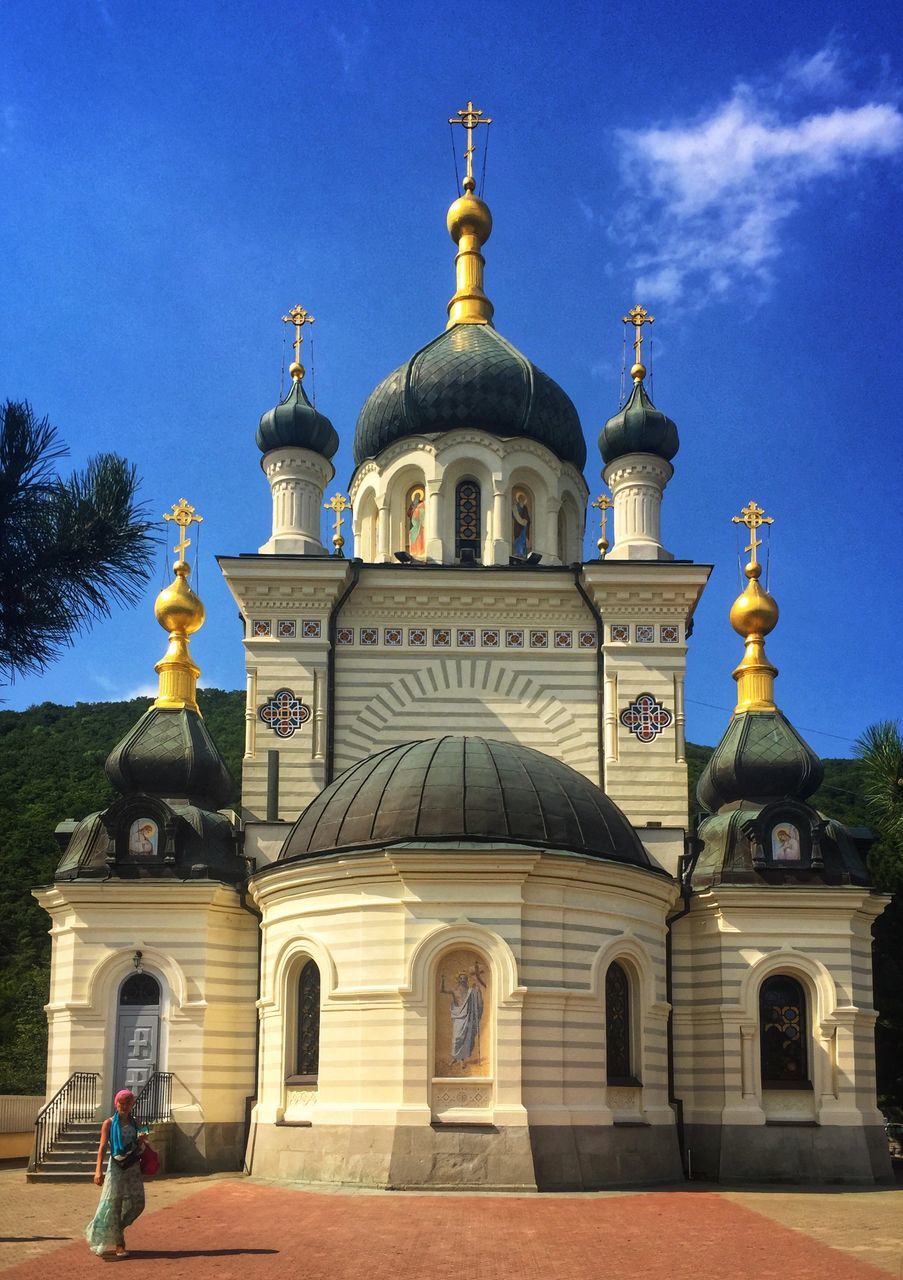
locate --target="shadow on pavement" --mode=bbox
[129,1249,279,1259]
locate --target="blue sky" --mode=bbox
[2,0,901,753]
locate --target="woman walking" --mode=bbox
[86,1089,146,1258]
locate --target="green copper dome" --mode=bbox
[353,325,586,470]
[278,735,654,868]
[599,378,679,465]
[106,706,235,810]
[257,377,339,458]
[696,710,824,815]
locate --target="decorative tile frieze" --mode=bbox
[529,630,548,648]
[433,628,451,647]
[610,624,630,644]
[506,629,524,648]
[661,624,680,643]
[554,630,572,649]
[277,619,296,639]
[481,629,500,648]
[636,624,655,643]
[360,627,378,646]
[336,627,354,645]
[579,630,596,649]
[457,628,476,648]
[258,688,311,739]
[619,692,673,742]
[251,619,271,638]
[409,627,427,646]
[301,619,321,639]
[385,627,403,646]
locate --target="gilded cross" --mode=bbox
[163,498,203,564]
[282,305,315,373]
[622,304,654,374]
[449,100,492,193]
[324,492,352,557]
[591,493,613,559]
[732,500,774,567]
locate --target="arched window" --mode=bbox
[296,959,320,1078]
[119,973,160,1006]
[760,974,808,1087]
[455,480,481,560]
[605,961,633,1084]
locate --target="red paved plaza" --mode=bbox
[2,1179,901,1280]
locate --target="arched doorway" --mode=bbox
[113,972,161,1097]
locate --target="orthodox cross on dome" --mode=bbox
[163,498,203,566]
[324,492,351,557]
[732,499,774,570]
[282,304,315,379]
[591,493,613,559]
[449,100,492,193]
[622,304,654,381]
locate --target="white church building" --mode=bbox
[33,110,891,1189]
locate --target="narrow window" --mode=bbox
[605,961,632,1083]
[760,974,808,1086]
[455,481,481,560]
[296,959,320,1077]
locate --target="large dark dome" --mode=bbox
[278,736,654,868]
[353,326,586,470]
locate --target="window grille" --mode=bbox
[605,961,632,1083]
[297,959,320,1077]
[760,974,808,1085]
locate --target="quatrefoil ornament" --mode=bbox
[619,692,673,743]
[258,688,311,739]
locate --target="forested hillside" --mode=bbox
[0,694,898,1118]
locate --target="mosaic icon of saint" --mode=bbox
[406,486,426,559]
[128,819,158,858]
[440,961,486,1065]
[512,489,531,557]
[772,824,801,862]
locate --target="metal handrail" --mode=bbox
[33,1071,100,1165]
[134,1071,173,1125]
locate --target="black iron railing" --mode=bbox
[33,1071,100,1165]
[134,1071,173,1125]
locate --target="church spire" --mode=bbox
[729,500,779,713]
[153,498,205,713]
[446,100,494,328]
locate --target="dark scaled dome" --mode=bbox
[353,326,586,470]
[106,706,234,811]
[257,377,339,458]
[279,735,655,868]
[696,710,824,815]
[599,378,679,465]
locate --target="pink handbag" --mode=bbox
[139,1143,160,1176]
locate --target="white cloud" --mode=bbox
[614,50,903,306]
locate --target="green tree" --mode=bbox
[856,721,903,1118]
[0,400,155,682]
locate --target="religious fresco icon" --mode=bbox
[258,688,312,739]
[772,822,802,862]
[128,819,158,858]
[619,693,673,743]
[434,949,490,1078]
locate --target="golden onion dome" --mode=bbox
[154,561,205,637]
[729,561,779,639]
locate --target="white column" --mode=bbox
[376,502,390,563]
[258,448,334,555]
[673,673,686,764]
[313,669,326,762]
[425,480,443,562]
[491,486,507,564]
[244,668,257,759]
[602,452,674,561]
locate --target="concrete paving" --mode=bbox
[0,1168,901,1278]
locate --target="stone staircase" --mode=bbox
[27,1122,101,1182]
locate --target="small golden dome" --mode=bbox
[447,191,493,245]
[154,562,205,638]
[289,361,305,381]
[729,569,779,639]
[630,362,646,382]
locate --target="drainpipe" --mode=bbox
[572,566,605,781]
[665,826,702,1177]
[326,558,361,784]
[237,882,263,1175]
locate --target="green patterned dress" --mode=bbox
[85,1119,145,1254]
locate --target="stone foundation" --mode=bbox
[686,1124,894,1184]
[168,1121,246,1174]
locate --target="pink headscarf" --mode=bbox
[114,1089,136,1107]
